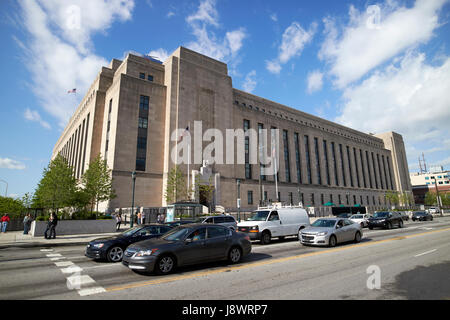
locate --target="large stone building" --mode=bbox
[52,46,412,213]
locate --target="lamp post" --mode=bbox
[297,187,301,207]
[236,179,241,223]
[0,179,7,197]
[131,171,136,228]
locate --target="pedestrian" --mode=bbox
[141,211,146,225]
[44,213,58,239]
[116,213,122,231]
[23,213,32,235]
[137,211,142,225]
[1,214,11,233]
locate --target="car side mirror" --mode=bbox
[336,225,341,229]
[185,238,193,244]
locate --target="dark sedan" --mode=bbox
[368,211,403,230]
[163,220,198,228]
[122,223,252,275]
[412,211,434,221]
[85,224,173,262]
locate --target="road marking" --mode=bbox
[60,265,83,274]
[414,249,437,257]
[67,275,96,287]
[106,226,450,293]
[46,253,62,257]
[40,249,54,252]
[55,261,75,267]
[78,287,106,296]
[50,257,66,261]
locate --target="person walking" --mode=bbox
[1,214,11,233]
[23,213,32,235]
[44,213,58,239]
[137,211,142,225]
[116,213,122,231]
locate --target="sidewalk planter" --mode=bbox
[30,219,116,237]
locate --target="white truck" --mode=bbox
[237,205,310,244]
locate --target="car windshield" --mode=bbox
[161,226,191,241]
[373,212,390,218]
[121,227,141,236]
[311,219,336,228]
[350,215,362,219]
[414,212,426,216]
[246,211,270,221]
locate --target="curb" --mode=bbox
[0,241,91,250]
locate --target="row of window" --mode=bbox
[243,119,394,191]
[59,113,90,179]
[246,190,392,207]
[426,181,450,185]
[425,175,449,180]
[136,95,150,171]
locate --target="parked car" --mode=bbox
[85,224,173,262]
[200,215,237,230]
[337,213,353,219]
[300,218,363,247]
[427,207,439,214]
[164,220,198,228]
[412,211,434,221]
[237,206,310,244]
[349,214,371,227]
[367,211,403,230]
[122,223,252,274]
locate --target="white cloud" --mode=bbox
[336,51,450,148]
[319,0,448,88]
[307,70,324,94]
[242,70,257,93]
[185,0,247,63]
[167,11,175,18]
[0,158,26,170]
[17,0,135,127]
[24,108,51,129]
[270,13,278,22]
[148,48,170,62]
[266,21,316,74]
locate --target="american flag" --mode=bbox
[67,88,77,94]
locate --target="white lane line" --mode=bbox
[55,261,74,267]
[78,287,106,296]
[414,249,437,257]
[40,249,54,252]
[66,275,96,288]
[50,257,66,261]
[60,265,83,274]
[46,253,62,258]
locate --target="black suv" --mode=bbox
[368,211,403,230]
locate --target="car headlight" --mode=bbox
[317,231,328,236]
[134,249,158,257]
[92,243,104,249]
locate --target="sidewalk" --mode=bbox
[0,223,131,249]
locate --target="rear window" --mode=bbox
[207,226,229,239]
[214,217,225,223]
[224,216,235,223]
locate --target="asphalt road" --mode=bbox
[1,217,449,300]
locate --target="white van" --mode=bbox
[237,205,310,244]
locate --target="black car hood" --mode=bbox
[128,237,177,250]
[91,235,125,243]
[369,217,388,221]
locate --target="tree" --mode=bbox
[385,191,399,207]
[80,155,116,212]
[33,155,77,212]
[0,196,26,216]
[165,165,190,204]
[195,175,215,213]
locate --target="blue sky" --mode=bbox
[1,0,450,199]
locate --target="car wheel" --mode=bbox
[399,220,403,228]
[155,255,176,275]
[328,235,337,247]
[354,232,362,243]
[260,231,271,245]
[386,222,392,229]
[107,246,123,262]
[360,222,364,228]
[228,246,242,264]
[297,227,305,239]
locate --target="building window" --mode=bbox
[283,130,291,183]
[346,194,349,205]
[248,191,253,205]
[137,137,147,149]
[136,157,146,171]
[360,149,367,188]
[331,142,339,186]
[321,194,324,205]
[353,195,357,205]
[304,135,312,184]
[425,177,430,180]
[314,138,322,185]
[147,75,154,82]
[366,151,373,189]
[323,140,330,185]
[289,192,293,205]
[330,194,333,204]
[264,191,268,202]
[258,123,266,181]
[310,193,315,206]
[377,154,384,189]
[353,148,360,188]
[339,144,346,187]
[338,194,342,205]
[140,95,149,110]
[138,117,148,128]
[139,73,145,79]
[244,119,251,180]
[372,152,379,189]
[294,133,302,184]
[346,146,354,187]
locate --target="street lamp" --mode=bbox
[0,179,7,197]
[236,179,241,223]
[131,171,136,228]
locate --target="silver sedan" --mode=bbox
[300,218,363,247]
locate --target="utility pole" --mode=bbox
[432,177,443,217]
[131,171,136,227]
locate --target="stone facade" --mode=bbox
[52,46,412,212]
